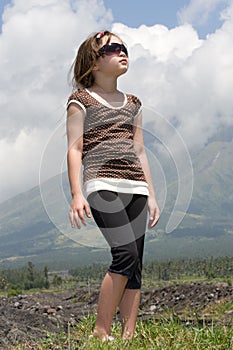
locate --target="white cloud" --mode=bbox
[115,23,202,62]
[0,0,113,201]
[0,128,49,200]
[177,0,231,26]
[0,0,112,138]
[220,0,233,19]
[0,0,233,204]
[113,16,233,149]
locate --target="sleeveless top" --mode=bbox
[67,88,149,197]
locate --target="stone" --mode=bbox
[46,308,56,315]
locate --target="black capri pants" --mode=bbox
[87,190,148,289]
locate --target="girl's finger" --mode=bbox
[148,207,155,222]
[151,212,160,227]
[84,203,91,218]
[148,207,160,228]
[78,209,86,226]
[73,211,81,229]
[69,210,75,228]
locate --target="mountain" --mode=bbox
[173,139,232,229]
[0,136,232,269]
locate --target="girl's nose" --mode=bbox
[119,51,127,57]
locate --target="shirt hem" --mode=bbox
[84,178,149,197]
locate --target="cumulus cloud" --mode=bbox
[220,0,233,19]
[113,16,233,149]
[0,0,233,205]
[177,0,230,26]
[0,0,112,138]
[0,0,113,201]
[0,128,51,200]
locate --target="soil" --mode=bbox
[0,282,232,348]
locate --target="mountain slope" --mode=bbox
[0,138,232,268]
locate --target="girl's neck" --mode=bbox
[88,80,125,107]
[91,80,117,94]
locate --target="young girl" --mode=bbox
[66,30,160,341]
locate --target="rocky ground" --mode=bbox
[0,282,233,348]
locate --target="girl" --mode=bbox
[66,30,160,341]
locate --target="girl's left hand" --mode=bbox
[148,196,160,228]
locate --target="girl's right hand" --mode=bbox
[69,194,91,229]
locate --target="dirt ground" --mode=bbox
[0,282,232,348]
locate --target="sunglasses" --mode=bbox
[98,43,128,57]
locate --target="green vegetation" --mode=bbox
[1,256,233,294]
[143,256,233,284]
[0,261,50,295]
[2,256,233,349]
[10,314,233,349]
[69,256,233,286]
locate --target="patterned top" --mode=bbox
[67,88,149,197]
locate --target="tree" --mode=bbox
[44,265,50,289]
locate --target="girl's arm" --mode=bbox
[66,104,91,228]
[133,112,160,228]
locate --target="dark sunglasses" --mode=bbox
[98,43,128,57]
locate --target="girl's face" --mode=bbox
[95,35,129,77]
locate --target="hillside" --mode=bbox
[0,136,232,269]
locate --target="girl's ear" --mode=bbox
[92,63,99,71]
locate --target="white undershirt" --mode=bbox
[85,177,149,198]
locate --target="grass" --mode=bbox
[11,314,233,350]
[204,299,233,320]
[5,274,233,349]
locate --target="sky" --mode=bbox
[0,0,233,206]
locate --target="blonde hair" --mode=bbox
[70,30,121,89]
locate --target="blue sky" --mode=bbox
[0,0,10,20]
[104,0,227,38]
[0,0,226,38]
[104,0,188,27]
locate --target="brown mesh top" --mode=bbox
[67,89,147,184]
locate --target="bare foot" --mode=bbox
[89,334,115,342]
